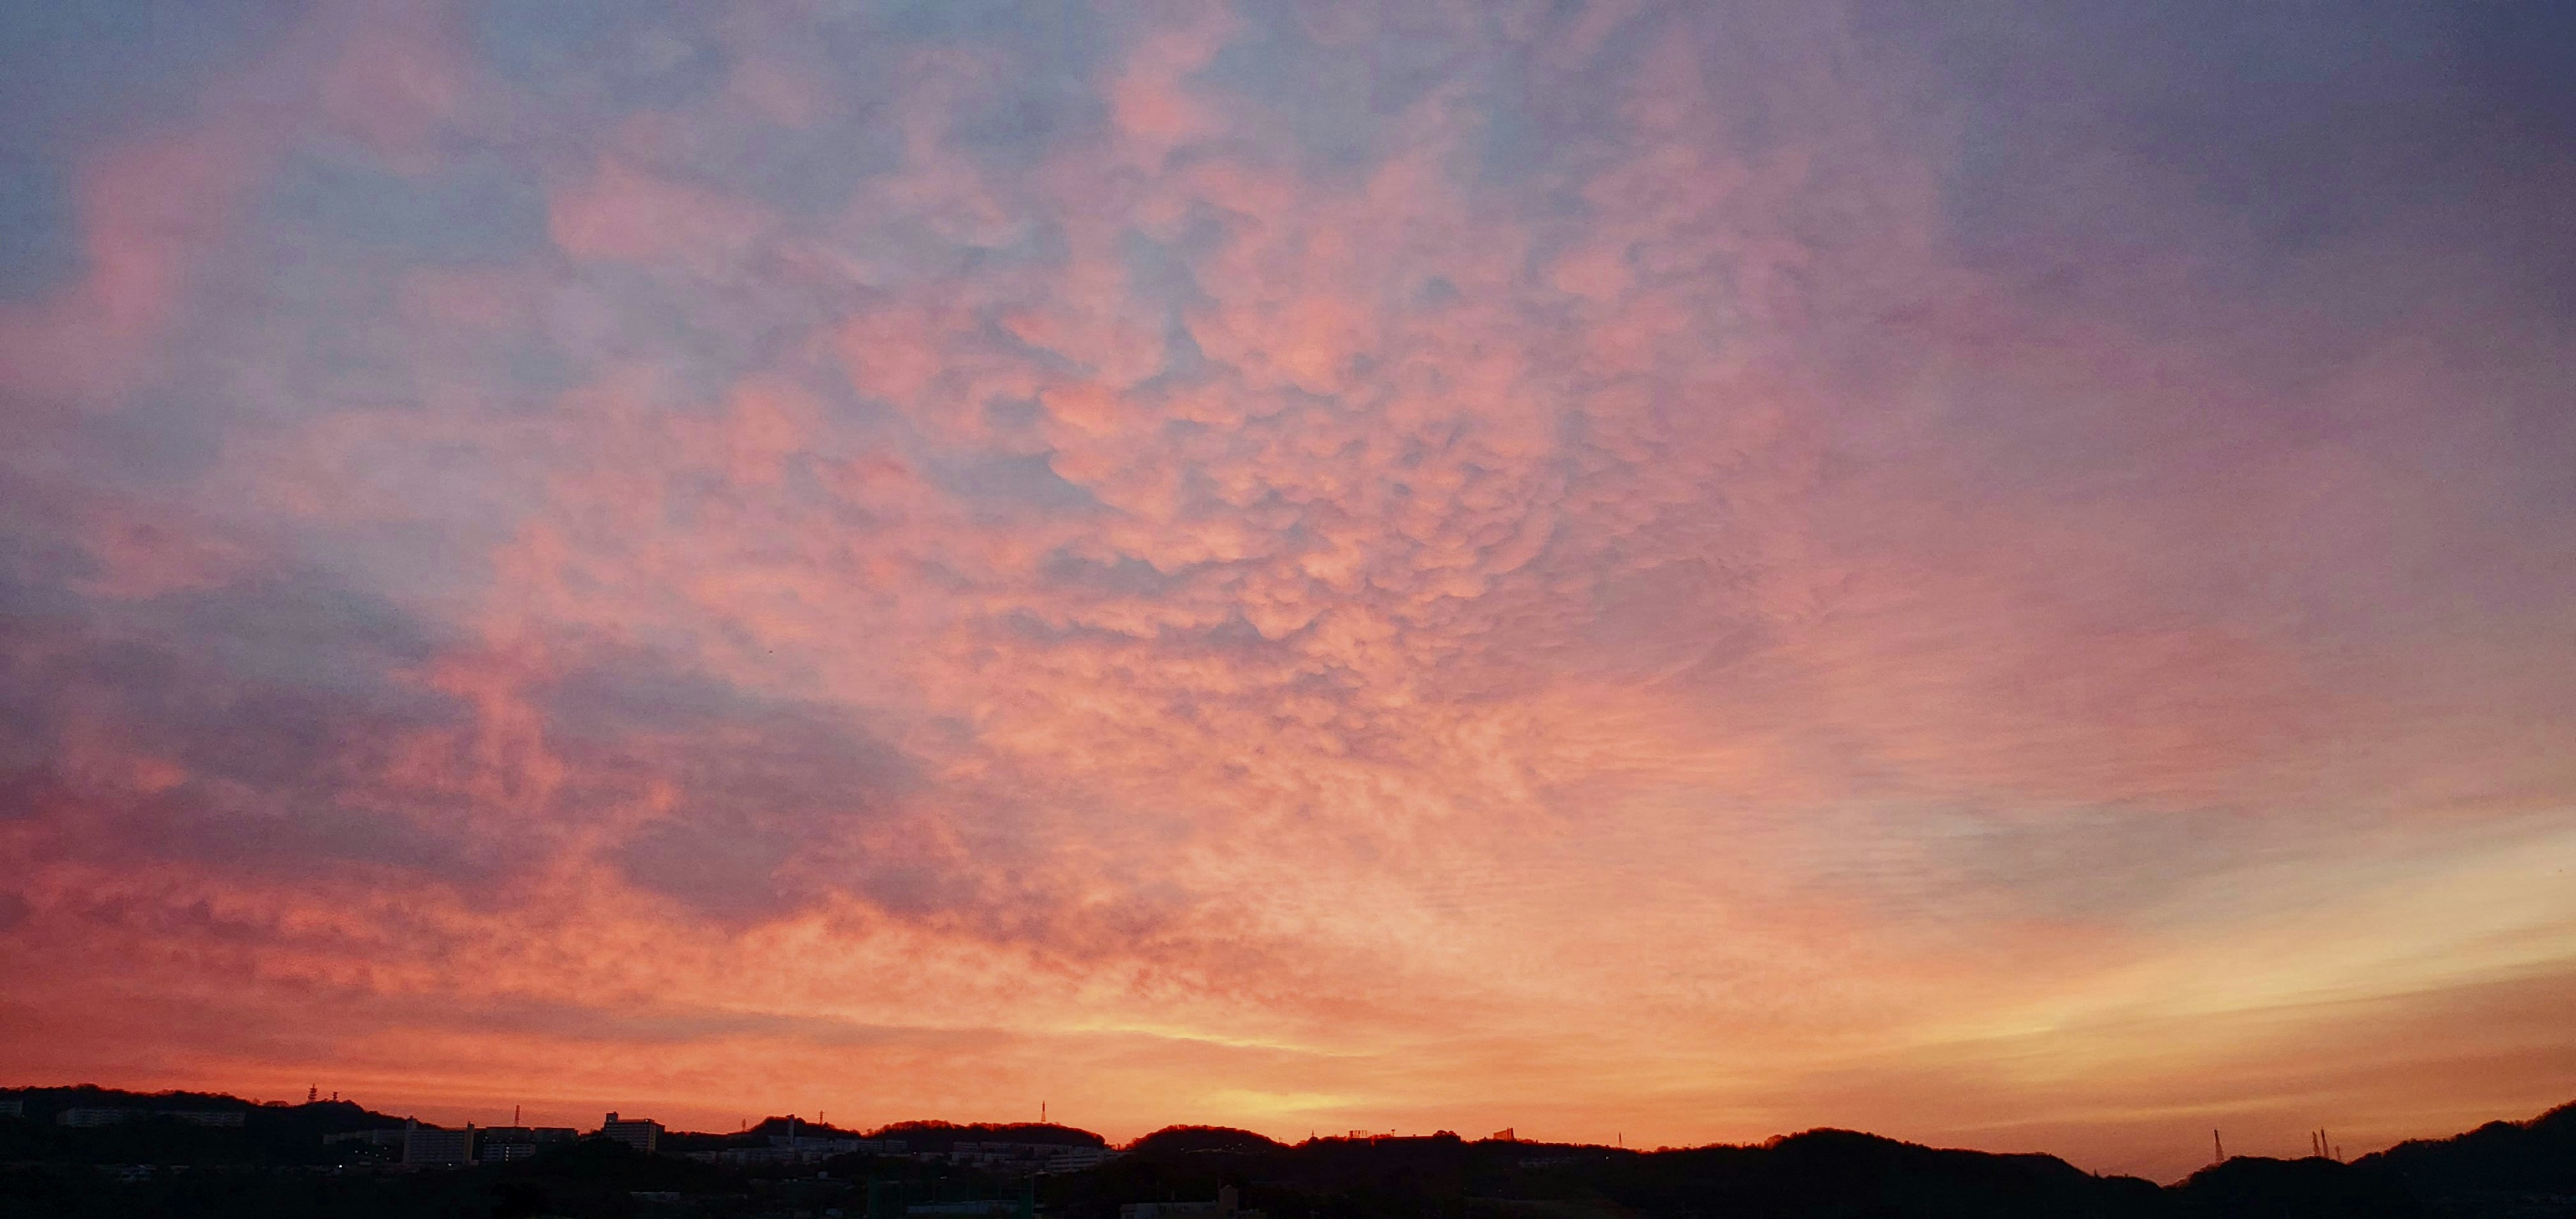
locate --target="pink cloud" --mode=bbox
[0,130,264,403]
[318,0,468,168]
[3,0,2572,1180]
[73,500,261,600]
[550,158,773,268]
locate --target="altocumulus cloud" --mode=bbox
[0,0,2571,1182]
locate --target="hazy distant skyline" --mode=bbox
[2,0,2571,1183]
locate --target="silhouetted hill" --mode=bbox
[1057,1127,2168,1219]
[2170,1156,2426,1218]
[1617,1128,2168,1218]
[865,1118,1109,1149]
[1127,1125,1290,1155]
[2349,1100,2576,1217]
[0,1085,405,1168]
[0,1085,397,1131]
[747,1114,855,1138]
[1059,1110,2576,1219]
[6,1085,2573,1217]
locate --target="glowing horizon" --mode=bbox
[3,0,2572,1183]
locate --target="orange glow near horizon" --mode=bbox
[2,0,2572,1185]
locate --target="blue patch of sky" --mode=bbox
[865,0,1072,44]
[708,116,906,220]
[945,67,1110,171]
[814,0,1120,181]
[1039,547,1187,596]
[932,450,1099,513]
[868,0,1116,160]
[56,386,233,484]
[0,0,311,301]
[0,154,80,300]
[1200,6,1466,173]
[262,150,549,266]
[1872,0,2576,288]
[129,568,454,695]
[473,0,725,110]
[540,261,797,404]
[1117,224,1204,307]
[0,0,309,147]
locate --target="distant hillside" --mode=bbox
[1125,1125,1289,1155]
[2155,1099,2574,1218]
[1059,1127,2171,1219]
[1,1084,397,1130]
[1060,1104,2576,1219]
[0,1084,406,1167]
[4,1085,2571,1218]
[863,1119,1109,1149]
[2347,1100,2576,1215]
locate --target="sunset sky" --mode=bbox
[3,0,2573,1183]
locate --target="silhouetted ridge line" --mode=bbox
[4,1085,2572,1216]
[1126,1125,1289,1155]
[866,1119,1111,1148]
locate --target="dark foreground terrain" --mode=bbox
[0,1086,2568,1218]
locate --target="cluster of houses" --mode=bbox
[326,1112,663,1166]
[342,1111,1116,1175]
[700,1126,906,1167]
[697,1130,1112,1173]
[941,1141,1115,1173]
[1121,1185,1263,1219]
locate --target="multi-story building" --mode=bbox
[402,1120,474,1166]
[0,1099,23,1120]
[1121,1187,1261,1219]
[324,1128,409,1151]
[600,1112,662,1154]
[1044,1145,1112,1171]
[941,1141,1114,1173]
[473,1125,577,1163]
[771,1132,863,1154]
[714,1145,798,1167]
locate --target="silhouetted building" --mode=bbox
[717,1145,798,1166]
[325,1128,408,1151]
[402,1120,473,1165]
[1044,1145,1111,1171]
[600,1112,661,1154]
[474,1125,575,1163]
[0,1099,23,1120]
[772,1132,863,1154]
[938,1141,1112,1173]
[1122,1186,1261,1219]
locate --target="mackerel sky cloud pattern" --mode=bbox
[3,0,2573,1181]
